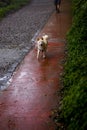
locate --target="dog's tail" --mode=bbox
[42,35,48,40]
[42,35,48,46]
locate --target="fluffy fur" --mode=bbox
[36,35,48,59]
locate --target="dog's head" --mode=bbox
[37,35,48,44]
[37,38,44,46]
[36,37,45,50]
[36,35,48,50]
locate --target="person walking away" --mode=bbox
[54,0,61,13]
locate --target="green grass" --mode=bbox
[0,0,30,19]
[59,0,87,129]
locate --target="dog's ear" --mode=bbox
[37,38,40,41]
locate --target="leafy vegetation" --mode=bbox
[60,0,87,129]
[0,0,30,19]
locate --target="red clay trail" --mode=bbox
[0,0,72,129]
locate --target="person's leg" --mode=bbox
[57,0,61,12]
[58,0,61,11]
[55,3,57,11]
[55,0,61,13]
[57,4,60,12]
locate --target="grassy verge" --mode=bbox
[0,0,30,19]
[59,0,87,129]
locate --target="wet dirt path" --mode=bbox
[0,0,72,129]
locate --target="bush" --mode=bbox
[0,0,11,6]
[60,0,87,129]
[0,0,30,19]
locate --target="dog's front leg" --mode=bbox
[43,51,46,58]
[37,49,40,59]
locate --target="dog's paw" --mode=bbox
[43,55,46,59]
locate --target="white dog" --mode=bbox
[36,35,48,59]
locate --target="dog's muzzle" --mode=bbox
[39,48,44,52]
